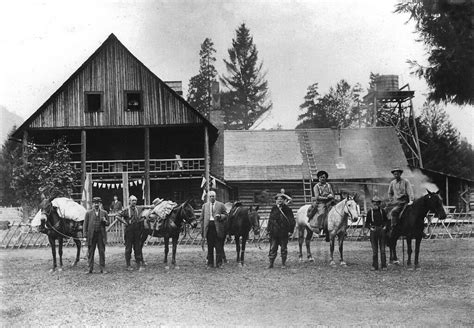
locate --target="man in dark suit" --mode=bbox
[200,190,228,268]
[109,195,123,214]
[83,197,109,274]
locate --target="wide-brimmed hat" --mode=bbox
[92,197,102,203]
[152,197,164,206]
[391,167,403,174]
[316,170,329,178]
[371,196,382,203]
[275,193,290,200]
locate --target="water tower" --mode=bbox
[363,75,423,168]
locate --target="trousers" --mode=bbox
[370,226,387,269]
[268,235,288,261]
[206,221,224,267]
[88,231,105,270]
[124,223,143,266]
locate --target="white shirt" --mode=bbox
[210,202,215,221]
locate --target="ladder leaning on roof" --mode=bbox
[301,131,317,204]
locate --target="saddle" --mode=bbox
[144,200,178,235]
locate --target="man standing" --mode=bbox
[83,197,109,274]
[200,190,228,268]
[109,195,123,214]
[364,196,389,271]
[116,195,144,271]
[388,167,414,230]
[267,193,295,269]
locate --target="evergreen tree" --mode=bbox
[395,0,474,105]
[0,127,21,206]
[221,23,272,129]
[296,80,363,128]
[187,38,217,118]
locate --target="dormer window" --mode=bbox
[125,91,142,111]
[85,92,103,112]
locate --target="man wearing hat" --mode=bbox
[364,196,389,271]
[309,170,334,237]
[83,197,109,274]
[267,193,295,268]
[116,195,145,271]
[388,167,414,231]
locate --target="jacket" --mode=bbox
[200,201,228,239]
[83,209,109,245]
[267,204,295,238]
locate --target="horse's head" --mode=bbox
[179,200,198,228]
[344,196,360,222]
[249,205,261,235]
[424,189,446,220]
[39,198,55,224]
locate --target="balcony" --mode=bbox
[70,158,205,174]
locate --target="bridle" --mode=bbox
[334,199,357,221]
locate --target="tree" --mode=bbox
[0,127,21,206]
[187,38,218,118]
[395,0,474,105]
[221,23,272,129]
[416,102,473,179]
[11,137,79,210]
[296,80,363,128]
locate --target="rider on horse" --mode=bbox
[387,167,414,232]
[308,170,334,237]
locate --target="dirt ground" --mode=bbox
[0,239,472,327]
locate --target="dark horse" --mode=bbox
[39,199,84,272]
[140,200,198,269]
[388,190,446,269]
[226,202,260,266]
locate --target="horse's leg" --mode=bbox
[297,226,304,261]
[58,237,63,271]
[140,230,148,266]
[49,235,57,272]
[390,236,400,265]
[306,228,314,262]
[171,235,178,269]
[406,237,413,268]
[164,237,169,267]
[329,235,336,266]
[414,237,422,269]
[240,235,247,266]
[235,235,241,263]
[339,234,346,266]
[72,238,81,266]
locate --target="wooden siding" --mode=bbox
[28,35,205,129]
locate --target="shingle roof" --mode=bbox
[223,127,411,181]
[224,130,304,181]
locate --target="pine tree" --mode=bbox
[187,38,217,118]
[221,23,272,129]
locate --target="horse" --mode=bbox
[295,204,316,262]
[387,190,446,269]
[327,196,360,266]
[140,200,198,269]
[225,202,260,266]
[39,198,84,272]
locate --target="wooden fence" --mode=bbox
[1,210,472,249]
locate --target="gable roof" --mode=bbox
[223,127,411,181]
[13,33,217,138]
[224,130,304,181]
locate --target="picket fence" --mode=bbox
[0,211,472,249]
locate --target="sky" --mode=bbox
[0,0,472,144]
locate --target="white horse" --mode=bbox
[295,204,317,261]
[327,196,360,266]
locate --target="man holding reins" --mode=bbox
[387,167,414,232]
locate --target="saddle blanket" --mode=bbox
[51,198,86,222]
[152,200,177,220]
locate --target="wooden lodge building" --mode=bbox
[12,34,471,215]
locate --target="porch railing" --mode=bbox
[70,158,205,174]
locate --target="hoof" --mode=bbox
[329,260,336,266]
[239,263,244,267]
[165,265,170,270]
[392,260,400,265]
[174,266,180,270]
[340,261,347,267]
[57,267,63,272]
[142,262,148,267]
[298,257,303,262]
[71,262,78,267]
[49,268,56,273]
[415,265,421,271]
[407,266,414,271]
[307,256,314,262]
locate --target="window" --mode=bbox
[85,92,103,112]
[125,91,142,111]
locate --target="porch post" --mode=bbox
[123,172,129,206]
[204,126,210,202]
[445,176,449,206]
[22,130,28,165]
[144,127,150,205]
[81,130,87,207]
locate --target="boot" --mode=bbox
[281,256,287,269]
[267,258,274,269]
